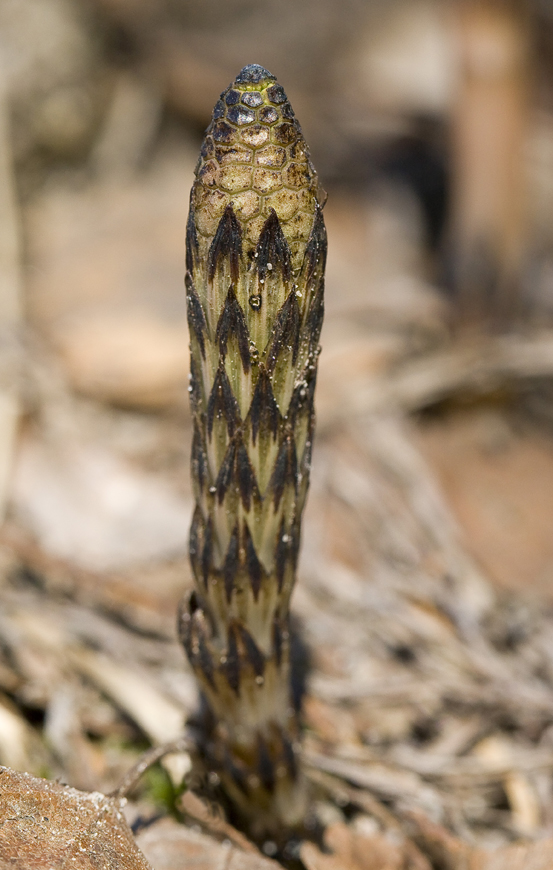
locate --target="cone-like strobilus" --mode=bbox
[179,63,327,839]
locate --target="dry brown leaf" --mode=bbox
[408,810,553,870]
[0,765,151,870]
[55,311,189,410]
[178,790,259,854]
[300,822,410,870]
[470,840,553,870]
[136,817,281,870]
[11,433,190,572]
[405,812,468,870]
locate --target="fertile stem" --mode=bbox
[179,63,326,839]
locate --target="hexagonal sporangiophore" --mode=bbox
[252,168,283,195]
[266,83,287,104]
[194,193,229,236]
[283,162,311,190]
[241,91,264,108]
[219,165,254,194]
[241,125,270,149]
[231,189,261,220]
[272,123,297,147]
[215,145,252,165]
[193,187,229,235]
[197,160,220,189]
[255,145,286,168]
[268,188,299,222]
[212,120,236,144]
[283,209,314,241]
[259,106,279,125]
[200,136,215,161]
[227,105,257,126]
[288,140,306,161]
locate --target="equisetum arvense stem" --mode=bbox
[179,63,327,838]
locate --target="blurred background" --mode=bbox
[0,0,551,584]
[5,0,553,851]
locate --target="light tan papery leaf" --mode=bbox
[300,822,410,870]
[409,810,553,870]
[470,840,553,870]
[136,817,282,870]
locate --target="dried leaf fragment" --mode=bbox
[300,822,411,870]
[0,766,152,870]
[136,817,282,870]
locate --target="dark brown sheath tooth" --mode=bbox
[265,291,301,372]
[177,597,193,658]
[207,365,240,438]
[243,522,263,600]
[224,749,249,796]
[281,733,298,779]
[185,197,199,272]
[223,525,239,604]
[181,62,326,836]
[198,627,215,687]
[188,355,202,418]
[249,367,279,444]
[185,274,207,359]
[275,520,289,593]
[269,434,298,510]
[237,624,265,677]
[188,589,200,615]
[304,205,327,283]
[272,619,283,668]
[215,438,236,504]
[305,283,325,356]
[256,209,292,283]
[191,423,207,493]
[188,506,202,574]
[225,624,240,694]
[257,735,275,793]
[201,517,213,587]
[235,441,257,511]
[288,375,316,426]
[216,286,250,372]
[208,204,242,284]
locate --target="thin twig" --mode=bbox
[110,736,191,800]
